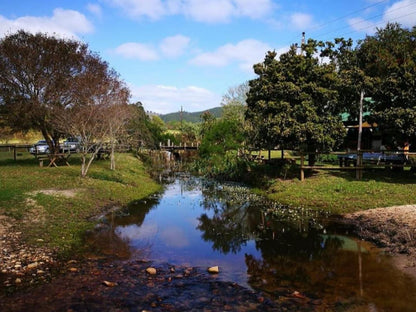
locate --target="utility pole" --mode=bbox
[356,90,364,180]
[180,106,183,145]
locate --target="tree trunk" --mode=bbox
[308,153,316,166]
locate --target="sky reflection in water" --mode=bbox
[102,176,416,310]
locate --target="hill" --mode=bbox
[160,107,222,123]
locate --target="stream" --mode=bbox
[84,173,416,311]
[2,173,416,311]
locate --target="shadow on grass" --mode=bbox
[322,167,416,184]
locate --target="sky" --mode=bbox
[0,0,415,114]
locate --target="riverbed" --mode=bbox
[2,174,416,311]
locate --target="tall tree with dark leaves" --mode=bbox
[356,23,416,148]
[246,41,345,165]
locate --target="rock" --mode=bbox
[27,262,39,269]
[69,267,78,272]
[146,267,157,275]
[208,266,219,274]
[15,278,22,284]
[103,280,117,287]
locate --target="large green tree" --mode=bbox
[246,41,345,165]
[0,30,129,157]
[356,23,416,147]
[0,31,90,152]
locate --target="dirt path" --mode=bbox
[343,205,416,278]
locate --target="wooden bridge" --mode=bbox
[160,141,199,151]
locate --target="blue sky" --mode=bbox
[0,0,415,114]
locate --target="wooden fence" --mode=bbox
[299,151,416,181]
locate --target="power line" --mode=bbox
[338,9,416,38]
[285,0,389,47]
[311,0,416,40]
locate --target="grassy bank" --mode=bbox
[266,169,416,214]
[0,152,161,257]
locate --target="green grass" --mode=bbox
[0,152,161,257]
[267,169,416,214]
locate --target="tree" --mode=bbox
[0,31,91,153]
[56,66,130,176]
[221,82,249,124]
[356,23,416,148]
[246,41,345,165]
[198,119,246,179]
[125,102,154,150]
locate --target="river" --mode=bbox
[2,173,416,311]
[83,174,416,311]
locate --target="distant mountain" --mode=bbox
[160,107,222,123]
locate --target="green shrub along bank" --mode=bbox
[0,153,161,258]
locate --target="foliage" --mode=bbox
[125,102,154,149]
[356,23,416,147]
[199,111,217,139]
[245,41,345,165]
[0,30,132,177]
[221,82,249,124]
[145,115,180,148]
[196,119,247,179]
[0,31,89,153]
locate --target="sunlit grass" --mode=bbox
[268,169,416,214]
[0,152,161,257]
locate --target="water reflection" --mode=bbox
[86,175,416,310]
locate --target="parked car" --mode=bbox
[338,152,406,167]
[62,137,80,153]
[29,140,50,155]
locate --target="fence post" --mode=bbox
[300,154,305,181]
[356,151,363,180]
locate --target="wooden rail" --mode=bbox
[0,144,32,161]
[299,151,416,181]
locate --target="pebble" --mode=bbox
[146,267,157,275]
[0,221,56,287]
[208,266,219,274]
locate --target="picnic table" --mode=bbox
[37,153,71,167]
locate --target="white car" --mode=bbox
[29,140,50,154]
[62,137,80,153]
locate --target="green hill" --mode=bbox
[160,107,222,123]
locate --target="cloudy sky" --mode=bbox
[0,0,415,114]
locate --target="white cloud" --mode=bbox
[347,17,377,33]
[160,34,191,58]
[107,0,167,20]
[0,8,93,39]
[106,0,274,23]
[181,0,235,23]
[115,42,159,60]
[383,0,416,28]
[190,39,272,71]
[130,84,221,114]
[234,0,275,19]
[115,34,190,60]
[348,0,416,34]
[290,13,313,30]
[87,3,103,18]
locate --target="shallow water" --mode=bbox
[88,175,416,311]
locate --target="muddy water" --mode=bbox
[84,174,416,311]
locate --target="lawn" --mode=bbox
[267,169,416,214]
[0,151,161,257]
